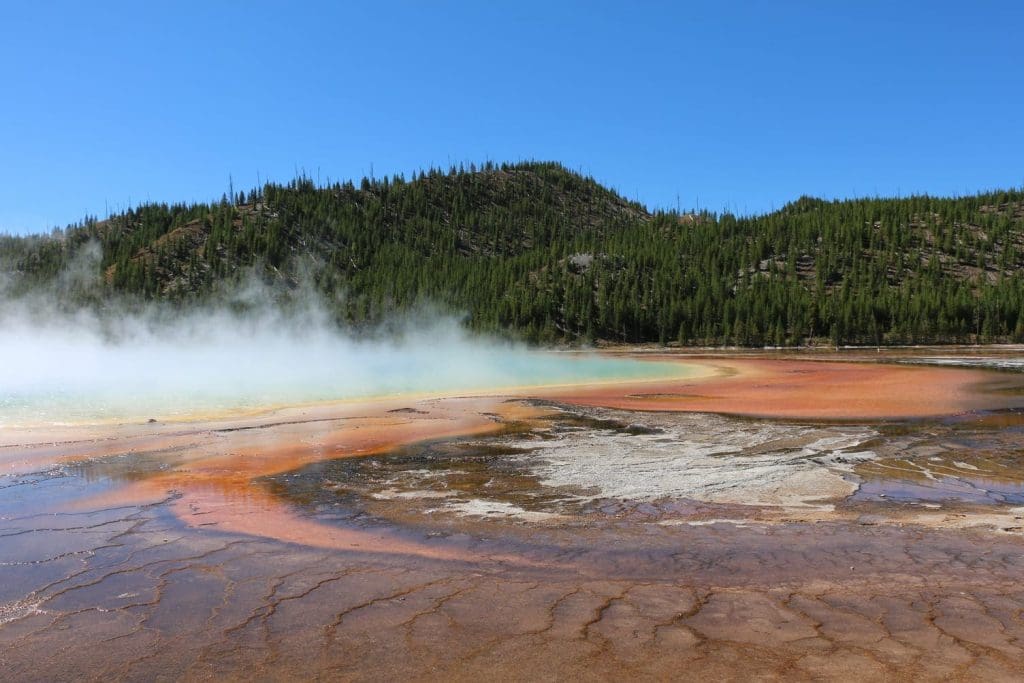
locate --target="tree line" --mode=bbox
[3,161,1023,346]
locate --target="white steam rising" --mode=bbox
[0,274,679,426]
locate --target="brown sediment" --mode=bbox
[4,491,1024,680]
[848,409,1024,511]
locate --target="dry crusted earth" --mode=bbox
[1,489,1023,682]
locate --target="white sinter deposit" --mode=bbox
[512,407,879,510]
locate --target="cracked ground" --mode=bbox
[3,494,1024,681]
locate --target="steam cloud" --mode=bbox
[0,250,669,426]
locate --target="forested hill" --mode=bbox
[3,161,1024,346]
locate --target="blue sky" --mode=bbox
[2,1,1022,234]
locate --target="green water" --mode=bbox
[0,349,692,427]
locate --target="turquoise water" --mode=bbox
[0,346,690,427]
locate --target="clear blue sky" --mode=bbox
[2,1,1022,234]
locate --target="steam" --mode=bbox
[0,258,678,426]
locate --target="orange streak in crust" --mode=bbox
[540,357,1017,420]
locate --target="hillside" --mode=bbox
[3,161,1024,345]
